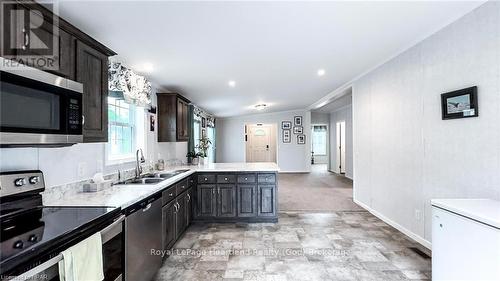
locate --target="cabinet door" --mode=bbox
[237,185,257,217]
[162,200,176,250]
[217,184,236,217]
[186,188,193,226]
[258,185,276,217]
[176,195,187,239]
[176,98,189,141]
[76,40,109,142]
[197,184,216,218]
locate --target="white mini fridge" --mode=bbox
[432,199,500,281]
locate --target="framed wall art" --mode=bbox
[441,86,478,120]
[297,134,305,144]
[293,126,303,134]
[294,116,303,126]
[282,121,292,130]
[283,129,291,143]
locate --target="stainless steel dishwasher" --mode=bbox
[125,193,163,281]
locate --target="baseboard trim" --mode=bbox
[353,199,432,250]
[278,170,310,174]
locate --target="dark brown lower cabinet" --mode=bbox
[237,185,257,217]
[194,172,277,222]
[217,184,236,217]
[197,184,216,218]
[258,185,276,217]
[186,188,193,226]
[162,200,176,250]
[176,193,187,238]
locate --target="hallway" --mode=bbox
[278,165,362,212]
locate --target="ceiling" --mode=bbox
[55,1,483,117]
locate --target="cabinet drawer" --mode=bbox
[237,174,256,183]
[176,179,189,195]
[258,174,276,183]
[198,174,216,183]
[217,175,236,183]
[162,186,176,205]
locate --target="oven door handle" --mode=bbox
[101,215,125,244]
[14,254,63,280]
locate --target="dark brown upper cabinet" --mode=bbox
[1,1,116,143]
[157,93,190,142]
[76,41,109,142]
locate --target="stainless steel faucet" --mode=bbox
[135,148,145,178]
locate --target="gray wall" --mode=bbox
[352,2,500,247]
[329,105,353,179]
[216,110,312,172]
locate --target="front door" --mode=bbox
[246,124,275,162]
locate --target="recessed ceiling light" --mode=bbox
[228,80,236,87]
[317,69,325,76]
[254,104,267,110]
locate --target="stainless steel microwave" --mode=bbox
[0,58,83,147]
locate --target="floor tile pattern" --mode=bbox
[155,212,431,281]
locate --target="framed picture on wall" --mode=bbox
[297,134,305,144]
[149,115,155,132]
[441,86,478,120]
[202,117,206,128]
[282,121,292,130]
[293,126,303,134]
[294,116,303,126]
[283,129,291,143]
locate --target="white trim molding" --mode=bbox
[354,199,432,250]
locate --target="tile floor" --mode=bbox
[155,212,431,281]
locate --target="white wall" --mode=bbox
[0,91,186,188]
[329,105,353,179]
[352,2,500,247]
[216,110,312,172]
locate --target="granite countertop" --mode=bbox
[431,199,500,229]
[43,162,279,209]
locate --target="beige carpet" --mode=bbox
[278,164,363,212]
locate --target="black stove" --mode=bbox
[0,170,121,277]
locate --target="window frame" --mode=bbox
[105,97,145,165]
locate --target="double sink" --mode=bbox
[120,169,190,185]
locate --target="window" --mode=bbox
[312,125,327,155]
[107,97,144,163]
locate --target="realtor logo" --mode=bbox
[1,1,59,70]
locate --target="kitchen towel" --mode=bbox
[58,232,104,281]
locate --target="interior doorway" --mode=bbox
[335,121,346,174]
[245,123,277,163]
[311,124,329,170]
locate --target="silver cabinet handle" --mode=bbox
[245,177,248,180]
[224,177,228,181]
[187,194,191,201]
[82,115,85,125]
[169,193,174,197]
[204,177,208,181]
[142,203,152,212]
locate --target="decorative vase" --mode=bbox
[192,157,199,165]
[198,157,205,166]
